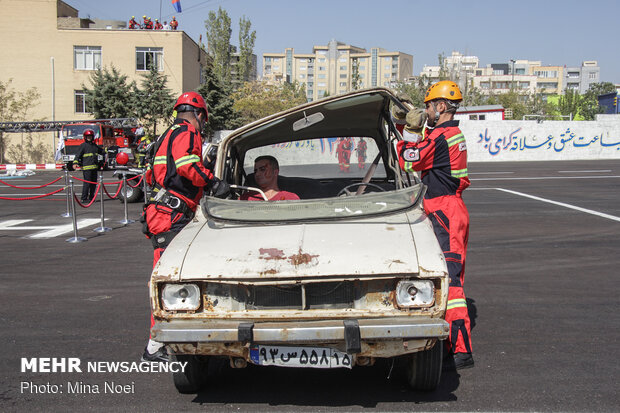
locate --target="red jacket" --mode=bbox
[146,118,214,210]
[397,120,469,200]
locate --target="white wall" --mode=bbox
[460,120,620,162]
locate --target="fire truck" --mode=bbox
[0,118,144,202]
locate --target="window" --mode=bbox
[273,65,280,70]
[74,90,88,113]
[318,58,326,63]
[318,74,326,79]
[339,82,347,87]
[340,74,347,79]
[265,57,272,63]
[480,82,489,89]
[534,70,558,78]
[136,47,163,71]
[319,66,326,71]
[340,66,347,71]
[299,74,306,79]
[589,72,597,79]
[515,68,525,75]
[74,46,101,70]
[518,81,530,89]
[318,82,326,87]
[359,66,366,71]
[300,66,307,71]
[469,115,477,120]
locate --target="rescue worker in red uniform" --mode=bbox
[128,16,139,29]
[170,16,178,30]
[355,138,367,169]
[73,129,104,202]
[396,80,474,370]
[141,91,228,362]
[336,137,352,172]
[154,19,163,30]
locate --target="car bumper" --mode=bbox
[152,317,449,344]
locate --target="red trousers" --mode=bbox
[337,150,351,171]
[424,195,473,355]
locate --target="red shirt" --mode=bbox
[240,190,300,201]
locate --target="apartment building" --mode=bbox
[263,40,413,101]
[0,0,207,156]
[563,61,600,94]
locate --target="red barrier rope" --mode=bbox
[0,176,63,189]
[128,175,144,188]
[127,174,142,182]
[0,186,66,200]
[72,175,98,185]
[103,181,123,199]
[73,184,101,208]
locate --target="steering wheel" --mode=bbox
[337,182,386,196]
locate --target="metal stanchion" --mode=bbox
[142,171,148,204]
[66,179,87,243]
[61,169,72,218]
[119,173,135,225]
[93,173,111,233]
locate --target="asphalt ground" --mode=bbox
[0,160,619,412]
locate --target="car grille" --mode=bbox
[246,281,356,310]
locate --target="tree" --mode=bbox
[232,81,306,124]
[82,65,135,119]
[581,82,617,120]
[438,53,449,81]
[132,65,175,137]
[351,58,362,91]
[197,60,240,137]
[205,7,232,84]
[557,89,583,119]
[237,16,256,84]
[392,76,432,108]
[0,79,41,163]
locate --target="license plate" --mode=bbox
[62,155,75,162]
[250,345,353,369]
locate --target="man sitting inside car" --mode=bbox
[241,155,300,201]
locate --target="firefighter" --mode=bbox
[396,80,474,370]
[73,129,104,203]
[141,91,228,362]
[145,17,153,30]
[154,19,163,30]
[170,16,178,30]
[355,138,367,169]
[141,15,147,29]
[136,134,151,167]
[128,16,139,29]
[336,137,352,172]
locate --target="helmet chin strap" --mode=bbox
[430,101,441,126]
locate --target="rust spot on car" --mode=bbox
[288,249,318,266]
[259,248,286,260]
[391,259,404,264]
[386,226,395,231]
[203,296,218,312]
[260,269,278,276]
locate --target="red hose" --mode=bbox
[0,176,63,189]
[0,186,66,200]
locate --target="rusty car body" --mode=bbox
[149,88,450,393]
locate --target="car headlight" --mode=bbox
[395,280,434,308]
[161,283,201,311]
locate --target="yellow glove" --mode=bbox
[391,104,407,122]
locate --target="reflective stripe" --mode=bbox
[175,154,200,169]
[82,153,96,157]
[446,133,464,147]
[451,168,468,178]
[153,156,167,166]
[447,298,467,310]
[402,161,415,172]
[82,165,98,170]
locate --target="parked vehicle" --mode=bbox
[150,88,450,393]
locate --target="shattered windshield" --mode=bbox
[203,184,425,223]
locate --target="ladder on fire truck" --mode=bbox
[0,118,139,133]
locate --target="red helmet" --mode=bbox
[174,91,208,121]
[83,129,95,139]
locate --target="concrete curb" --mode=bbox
[0,164,64,171]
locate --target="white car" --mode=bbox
[150,88,450,393]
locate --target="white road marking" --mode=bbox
[472,188,620,223]
[557,170,612,173]
[0,218,101,238]
[469,171,514,175]
[471,175,620,181]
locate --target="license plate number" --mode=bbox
[62,155,75,162]
[250,345,353,369]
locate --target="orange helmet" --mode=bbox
[424,80,463,103]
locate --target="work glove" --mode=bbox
[404,108,427,135]
[391,104,408,122]
[208,177,230,199]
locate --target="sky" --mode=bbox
[68,0,620,83]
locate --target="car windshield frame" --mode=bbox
[202,184,426,224]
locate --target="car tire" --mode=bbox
[171,354,209,394]
[405,340,443,391]
[119,178,143,203]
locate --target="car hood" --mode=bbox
[154,210,446,281]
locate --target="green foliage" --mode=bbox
[351,58,361,91]
[205,7,232,84]
[232,81,307,124]
[0,79,41,163]
[197,61,240,136]
[581,82,617,120]
[83,66,135,119]
[557,90,583,119]
[237,16,256,84]
[132,65,175,137]
[391,76,432,108]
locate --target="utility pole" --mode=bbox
[510,59,516,91]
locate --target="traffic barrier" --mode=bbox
[0,163,63,170]
[73,184,101,208]
[61,170,72,217]
[0,186,65,200]
[66,179,87,243]
[118,174,135,225]
[93,174,111,233]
